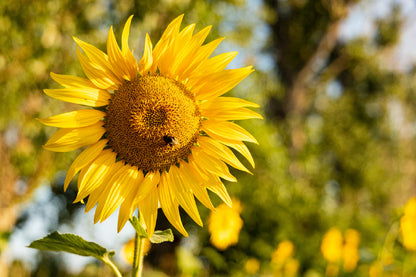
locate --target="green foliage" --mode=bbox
[28,231,113,260]
[150,230,174,244]
[129,216,174,243]
[129,217,149,238]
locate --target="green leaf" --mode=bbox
[129,216,148,238]
[150,229,174,244]
[28,231,111,260]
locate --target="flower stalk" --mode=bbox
[102,255,123,277]
[132,219,146,277]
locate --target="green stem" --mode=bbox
[102,255,123,277]
[132,225,146,277]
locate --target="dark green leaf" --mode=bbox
[28,231,110,260]
[129,217,148,238]
[150,229,174,244]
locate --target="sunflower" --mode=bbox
[39,15,260,237]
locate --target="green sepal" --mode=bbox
[150,229,174,244]
[129,216,148,238]
[28,231,113,260]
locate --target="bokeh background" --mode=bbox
[2,0,416,276]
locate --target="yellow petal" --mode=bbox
[106,16,138,81]
[210,135,255,168]
[188,25,212,48]
[158,170,188,236]
[200,97,260,111]
[173,26,212,78]
[179,160,215,210]
[121,15,133,54]
[153,14,184,51]
[107,26,131,81]
[157,23,196,76]
[187,156,210,182]
[226,142,255,169]
[117,168,145,232]
[43,122,105,152]
[44,87,110,107]
[179,37,224,81]
[169,23,195,60]
[150,15,184,73]
[63,139,108,190]
[191,147,236,182]
[168,24,198,75]
[138,190,159,238]
[121,15,138,78]
[169,165,202,226]
[194,66,254,100]
[206,177,232,207]
[76,47,119,90]
[75,149,117,202]
[202,120,258,144]
[117,193,137,232]
[202,107,263,121]
[198,136,250,173]
[96,164,143,223]
[188,157,232,207]
[134,170,160,204]
[85,182,106,213]
[189,51,237,82]
[84,161,125,213]
[74,37,123,84]
[50,72,100,89]
[37,109,105,128]
[139,33,153,75]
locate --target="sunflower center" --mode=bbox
[105,75,201,172]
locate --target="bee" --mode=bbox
[163,135,179,147]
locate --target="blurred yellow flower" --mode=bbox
[369,261,383,277]
[122,237,151,264]
[321,227,361,275]
[284,258,300,277]
[400,197,416,251]
[380,250,394,266]
[208,198,243,250]
[321,227,343,263]
[343,229,360,272]
[245,258,260,275]
[271,240,299,277]
[272,240,295,266]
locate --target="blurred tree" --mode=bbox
[214,0,416,276]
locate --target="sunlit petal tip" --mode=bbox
[139,33,154,75]
[72,197,83,204]
[72,36,83,45]
[207,181,233,207]
[124,15,134,28]
[175,14,185,23]
[122,15,133,50]
[93,211,101,224]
